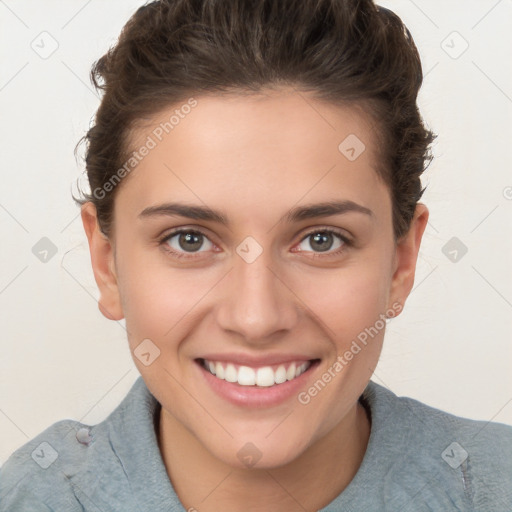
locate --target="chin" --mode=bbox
[206,434,310,471]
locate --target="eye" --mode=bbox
[158,226,352,261]
[294,228,351,257]
[159,229,215,259]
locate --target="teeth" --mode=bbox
[225,363,237,383]
[295,363,307,378]
[274,365,287,384]
[286,363,296,381]
[238,366,256,385]
[256,367,274,387]
[215,362,225,379]
[203,359,312,387]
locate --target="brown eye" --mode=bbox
[161,229,214,257]
[308,232,337,252]
[176,231,204,252]
[295,229,351,257]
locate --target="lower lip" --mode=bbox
[196,359,320,408]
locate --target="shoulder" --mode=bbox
[0,377,151,512]
[0,418,95,511]
[363,381,512,510]
[393,388,512,464]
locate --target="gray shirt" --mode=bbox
[1,376,511,511]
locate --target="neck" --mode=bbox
[158,401,370,512]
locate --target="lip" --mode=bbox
[198,352,314,368]
[195,357,320,408]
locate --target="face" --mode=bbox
[82,88,428,469]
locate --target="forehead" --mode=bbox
[116,89,390,224]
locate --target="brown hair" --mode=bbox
[73,0,435,242]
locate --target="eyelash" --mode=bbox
[158,227,353,261]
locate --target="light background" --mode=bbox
[1,0,511,465]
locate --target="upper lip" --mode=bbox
[197,353,317,367]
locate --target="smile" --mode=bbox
[200,358,312,387]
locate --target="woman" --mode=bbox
[1,0,511,510]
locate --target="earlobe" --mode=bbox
[81,202,124,321]
[387,203,429,313]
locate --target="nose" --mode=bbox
[216,248,299,345]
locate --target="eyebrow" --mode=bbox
[138,200,374,225]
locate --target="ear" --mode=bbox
[387,203,429,315]
[81,202,124,321]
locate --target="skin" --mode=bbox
[81,87,428,511]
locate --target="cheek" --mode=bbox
[117,233,393,350]
[115,245,175,339]
[291,257,391,342]
[116,247,217,351]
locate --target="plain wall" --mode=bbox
[1,0,511,465]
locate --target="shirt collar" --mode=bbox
[106,376,403,511]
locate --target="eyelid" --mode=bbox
[158,225,352,259]
[158,225,218,244]
[159,224,351,243]
[299,226,352,244]
[158,226,218,254]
